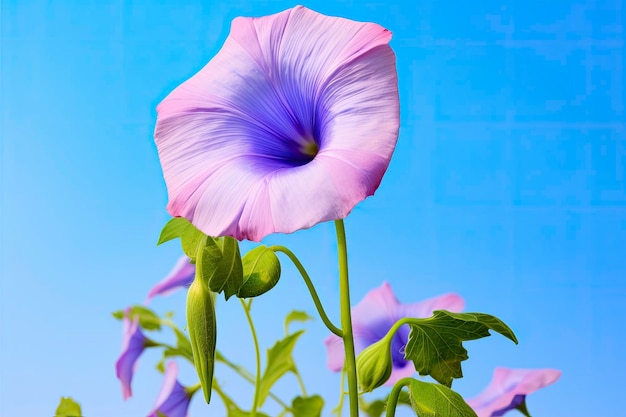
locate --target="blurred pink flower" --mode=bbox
[145,255,195,303]
[466,367,561,417]
[148,362,193,417]
[115,310,151,400]
[324,282,464,385]
[154,5,399,242]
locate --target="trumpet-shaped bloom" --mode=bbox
[155,6,399,242]
[324,282,464,385]
[148,362,193,417]
[145,255,195,303]
[115,310,150,400]
[466,368,561,417]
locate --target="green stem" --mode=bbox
[335,219,359,417]
[270,245,343,337]
[241,299,262,417]
[295,371,308,397]
[385,378,412,417]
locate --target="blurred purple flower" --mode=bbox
[115,309,151,400]
[145,255,195,304]
[154,5,399,242]
[324,282,464,385]
[148,362,193,417]
[465,367,561,417]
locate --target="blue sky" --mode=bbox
[1,1,624,416]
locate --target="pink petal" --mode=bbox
[397,292,466,319]
[324,334,345,372]
[145,256,195,303]
[115,314,147,400]
[466,368,562,417]
[155,6,399,242]
[352,282,401,336]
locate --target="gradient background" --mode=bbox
[1,1,624,416]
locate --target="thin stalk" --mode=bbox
[334,367,347,417]
[241,299,262,417]
[270,245,343,337]
[295,371,308,397]
[335,219,359,417]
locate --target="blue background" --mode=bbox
[1,1,624,416]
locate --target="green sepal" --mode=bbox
[186,278,217,403]
[206,237,243,300]
[406,379,477,417]
[292,395,324,417]
[55,397,82,417]
[404,310,518,387]
[257,331,304,407]
[515,397,532,417]
[238,245,281,298]
[157,217,206,262]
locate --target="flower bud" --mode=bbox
[356,336,393,392]
[186,278,216,403]
[237,246,281,298]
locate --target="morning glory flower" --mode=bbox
[155,6,399,242]
[115,310,154,400]
[324,282,464,385]
[148,362,195,417]
[145,255,195,303]
[465,367,561,417]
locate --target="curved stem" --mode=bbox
[241,299,262,417]
[385,378,413,417]
[270,245,343,337]
[335,219,359,417]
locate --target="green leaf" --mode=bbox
[404,310,518,387]
[257,331,304,407]
[284,310,312,334]
[128,305,162,331]
[238,245,281,298]
[157,217,207,262]
[292,395,324,417]
[186,279,217,403]
[112,306,162,330]
[215,385,271,417]
[360,398,386,417]
[170,325,193,361]
[406,379,477,417]
[55,397,82,417]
